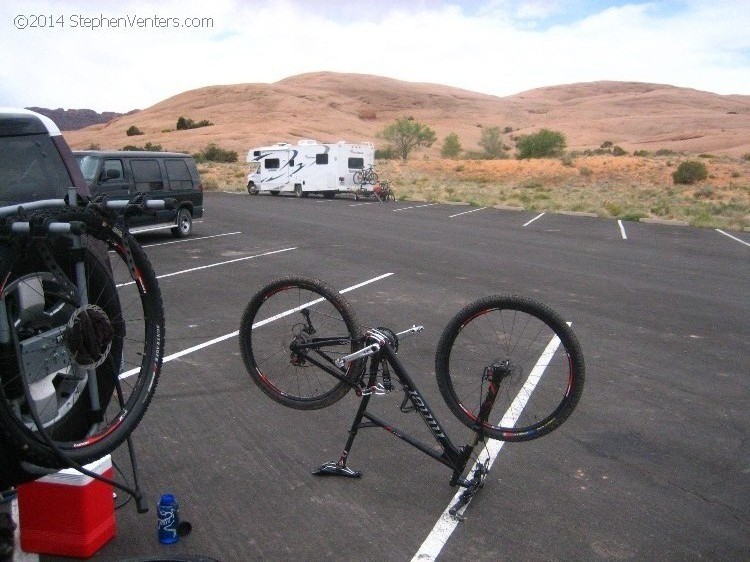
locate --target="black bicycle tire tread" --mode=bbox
[239,275,362,410]
[0,207,164,466]
[435,294,584,442]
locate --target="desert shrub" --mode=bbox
[633,150,650,157]
[579,167,593,178]
[612,146,627,156]
[441,132,462,158]
[478,126,505,158]
[699,153,716,159]
[742,153,750,161]
[375,146,396,160]
[672,160,708,184]
[560,153,575,166]
[193,143,237,163]
[126,125,144,136]
[122,142,162,151]
[516,129,566,159]
[655,148,675,156]
[693,186,714,199]
[600,141,613,149]
[176,116,213,130]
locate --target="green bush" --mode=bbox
[516,129,566,159]
[193,143,237,163]
[441,132,462,158]
[375,146,396,160]
[672,160,708,184]
[126,125,144,136]
[176,116,213,130]
[612,146,627,156]
[122,142,162,151]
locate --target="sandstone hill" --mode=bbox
[63,72,750,158]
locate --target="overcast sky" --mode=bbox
[1,0,748,112]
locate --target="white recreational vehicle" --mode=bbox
[246,139,375,198]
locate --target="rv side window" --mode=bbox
[265,158,280,169]
[131,159,163,192]
[165,159,192,191]
[348,157,364,169]
[253,151,261,157]
[316,154,329,165]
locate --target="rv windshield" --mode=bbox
[247,162,260,174]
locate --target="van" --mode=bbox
[74,150,203,237]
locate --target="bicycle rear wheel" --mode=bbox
[0,208,164,467]
[353,171,364,185]
[239,276,363,410]
[435,295,584,442]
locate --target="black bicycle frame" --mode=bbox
[311,330,499,490]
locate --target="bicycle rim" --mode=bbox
[240,276,362,410]
[0,215,164,466]
[436,295,584,442]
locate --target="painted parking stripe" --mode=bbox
[140,231,242,248]
[116,247,296,287]
[393,203,438,212]
[618,220,628,240]
[716,229,750,247]
[412,326,568,561]
[449,207,487,218]
[119,272,395,379]
[523,212,545,226]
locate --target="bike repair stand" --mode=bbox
[313,327,498,518]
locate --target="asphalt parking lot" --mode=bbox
[30,191,750,561]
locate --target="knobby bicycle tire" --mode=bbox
[435,295,584,442]
[0,207,164,467]
[239,276,363,410]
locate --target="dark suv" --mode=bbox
[0,108,91,205]
[0,108,99,489]
[74,150,204,237]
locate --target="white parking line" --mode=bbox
[716,229,750,247]
[119,272,394,378]
[115,247,296,287]
[140,232,242,248]
[393,203,438,212]
[523,212,545,226]
[618,220,628,240]
[449,207,487,218]
[412,327,568,561]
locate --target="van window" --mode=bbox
[348,157,364,169]
[103,159,124,181]
[131,159,163,192]
[165,159,192,191]
[316,154,329,165]
[265,158,280,169]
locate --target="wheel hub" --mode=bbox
[64,304,114,368]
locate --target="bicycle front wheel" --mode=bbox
[240,276,363,410]
[0,209,164,467]
[435,295,584,442]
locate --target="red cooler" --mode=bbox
[17,455,116,558]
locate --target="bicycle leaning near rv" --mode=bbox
[246,139,375,199]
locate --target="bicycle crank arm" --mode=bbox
[395,325,424,339]
[335,343,381,367]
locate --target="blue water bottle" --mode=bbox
[157,493,179,544]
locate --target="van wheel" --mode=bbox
[171,208,193,238]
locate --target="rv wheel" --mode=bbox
[247,181,258,195]
[294,184,303,198]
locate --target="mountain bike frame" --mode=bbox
[312,327,498,514]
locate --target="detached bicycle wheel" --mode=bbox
[436,295,584,442]
[0,208,164,467]
[240,276,363,410]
